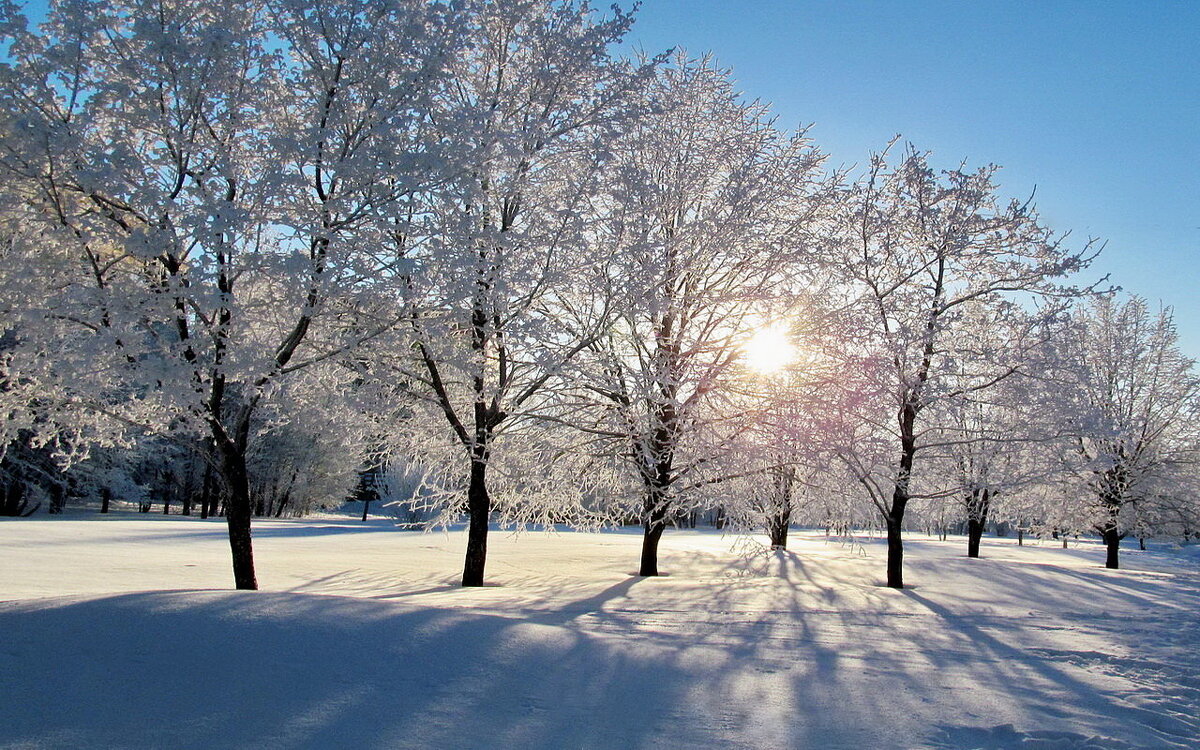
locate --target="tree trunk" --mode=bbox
[885,394,919,589]
[214,431,258,590]
[199,472,210,519]
[1102,526,1121,569]
[48,484,65,514]
[461,457,490,587]
[199,441,215,519]
[100,487,111,514]
[361,498,370,522]
[886,514,904,588]
[768,508,790,549]
[1138,536,1146,551]
[967,518,984,558]
[1017,528,1024,546]
[640,516,666,576]
[965,488,990,558]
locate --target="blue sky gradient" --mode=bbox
[629,0,1199,357]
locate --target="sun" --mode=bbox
[743,323,797,374]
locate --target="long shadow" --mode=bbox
[903,588,1196,747]
[0,590,722,749]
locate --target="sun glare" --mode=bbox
[743,324,797,374]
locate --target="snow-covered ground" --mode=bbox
[2,515,1198,749]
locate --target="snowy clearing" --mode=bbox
[2,515,1199,749]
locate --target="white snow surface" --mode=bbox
[2,514,1198,749]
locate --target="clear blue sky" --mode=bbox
[629,0,1200,358]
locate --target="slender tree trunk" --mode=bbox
[361,499,370,522]
[1102,526,1121,569]
[886,514,904,588]
[199,471,211,519]
[214,430,257,590]
[1017,528,1024,546]
[461,456,490,587]
[1138,536,1146,551]
[966,488,990,558]
[199,441,214,519]
[640,514,666,576]
[885,473,911,588]
[100,487,111,514]
[769,511,790,549]
[967,518,984,558]
[766,467,794,549]
[48,484,65,514]
[638,478,670,577]
[885,395,919,589]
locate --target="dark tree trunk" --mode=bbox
[886,515,904,588]
[769,514,789,549]
[1017,528,1024,546]
[1,481,39,517]
[361,498,370,522]
[199,442,215,519]
[461,457,490,587]
[967,518,984,558]
[640,516,666,576]
[1062,536,1068,549]
[100,488,111,514]
[1138,536,1146,551]
[48,484,65,514]
[766,467,794,549]
[214,429,257,590]
[1102,526,1121,569]
[199,473,210,519]
[884,393,920,589]
[966,488,990,558]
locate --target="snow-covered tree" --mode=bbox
[566,55,828,575]
[390,0,651,586]
[829,144,1096,588]
[0,0,459,588]
[1052,294,1199,568]
[918,311,1072,557]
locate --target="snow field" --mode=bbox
[1,515,1198,749]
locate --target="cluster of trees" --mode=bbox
[1,0,1196,590]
